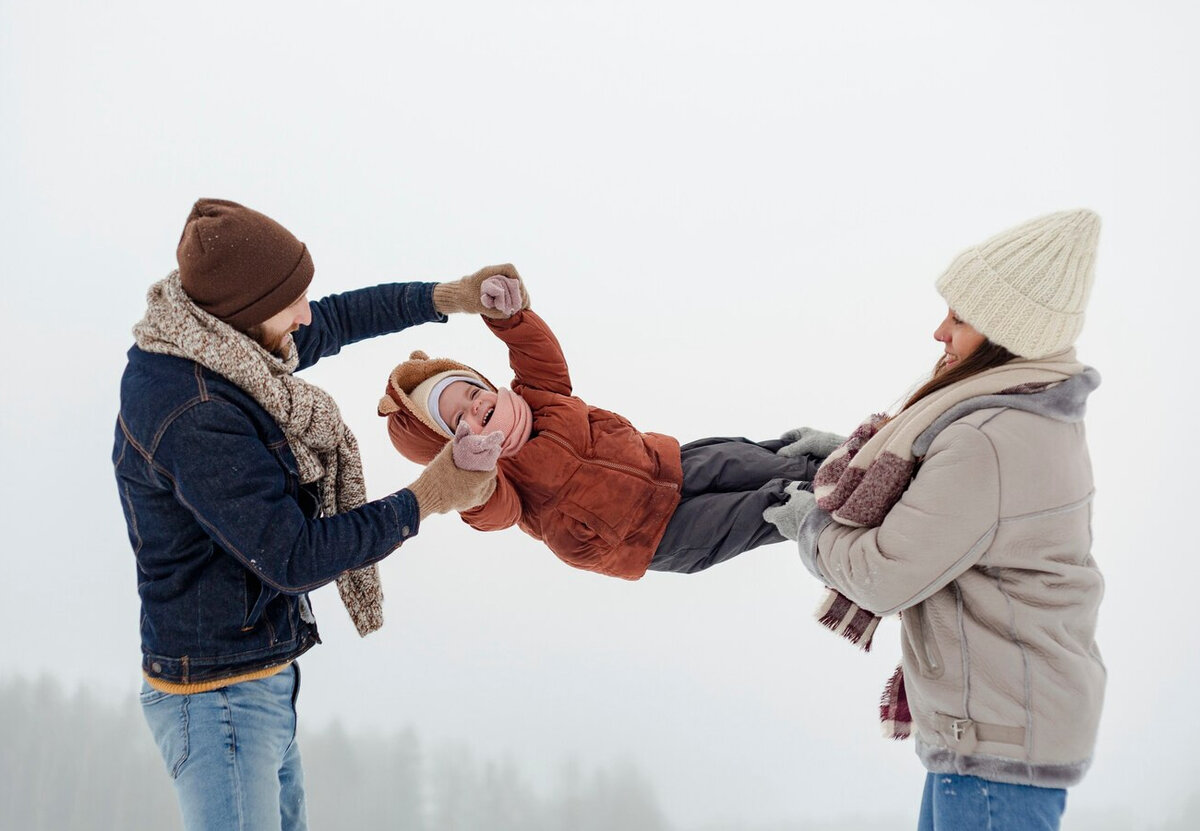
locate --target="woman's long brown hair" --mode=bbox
[900,340,1017,413]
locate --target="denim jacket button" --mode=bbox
[151,662,162,674]
[401,525,410,537]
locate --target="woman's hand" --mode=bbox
[763,482,817,541]
[778,426,847,460]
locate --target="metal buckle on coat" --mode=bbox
[950,718,970,741]
[936,713,1026,751]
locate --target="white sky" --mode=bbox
[2,1,1197,827]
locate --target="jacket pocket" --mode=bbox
[904,602,945,680]
[544,497,619,569]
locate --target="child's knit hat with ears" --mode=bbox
[378,350,497,464]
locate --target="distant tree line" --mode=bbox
[3,673,1192,831]
[0,674,669,831]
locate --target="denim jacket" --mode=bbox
[113,282,443,685]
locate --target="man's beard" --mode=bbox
[244,324,292,357]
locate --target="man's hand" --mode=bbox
[433,264,530,318]
[407,440,498,519]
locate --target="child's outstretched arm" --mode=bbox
[473,274,570,396]
[484,309,572,396]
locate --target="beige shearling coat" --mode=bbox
[800,372,1104,788]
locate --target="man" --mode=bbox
[113,198,518,830]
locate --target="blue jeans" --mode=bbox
[140,664,307,831]
[918,772,1066,830]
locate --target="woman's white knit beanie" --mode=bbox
[935,208,1100,358]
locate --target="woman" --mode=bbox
[766,209,1105,830]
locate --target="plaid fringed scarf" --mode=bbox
[810,352,1086,738]
[134,271,385,636]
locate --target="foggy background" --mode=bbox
[2,1,1197,828]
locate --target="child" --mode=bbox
[378,277,833,579]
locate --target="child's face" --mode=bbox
[438,380,499,434]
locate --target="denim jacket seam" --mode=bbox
[129,363,214,459]
[120,481,144,557]
[113,434,128,467]
[144,398,235,483]
[145,398,337,595]
[117,414,155,465]
[383,495,400,534]
[148,396,212,459]
[193,362,209,401]
[166,479,325,595]
[381,495,407,551]
[144,636,311,666]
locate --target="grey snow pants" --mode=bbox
[647,436,821,575]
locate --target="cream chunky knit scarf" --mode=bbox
[133,271,384,636]
[811,350,1085,738]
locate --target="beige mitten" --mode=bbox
[433,264,530,318]
[406,441,498,518]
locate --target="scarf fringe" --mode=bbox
[815,589,879,652]
[337,567,385,637]
[879,663,912,740]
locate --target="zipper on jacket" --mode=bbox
[907,603,944,679]
[540,430,680,491]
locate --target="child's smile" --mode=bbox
[438,380,499,434]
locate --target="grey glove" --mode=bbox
[778,426,847,460]
[763,481,817,542]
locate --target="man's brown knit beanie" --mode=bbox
[177,198,315,330]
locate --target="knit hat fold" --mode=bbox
[935,209,1100,359]
[176,198,315,330]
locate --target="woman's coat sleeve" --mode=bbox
[807,422,1002,615]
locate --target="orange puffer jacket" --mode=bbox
[472,311,681,579]
[387,310,683,580]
